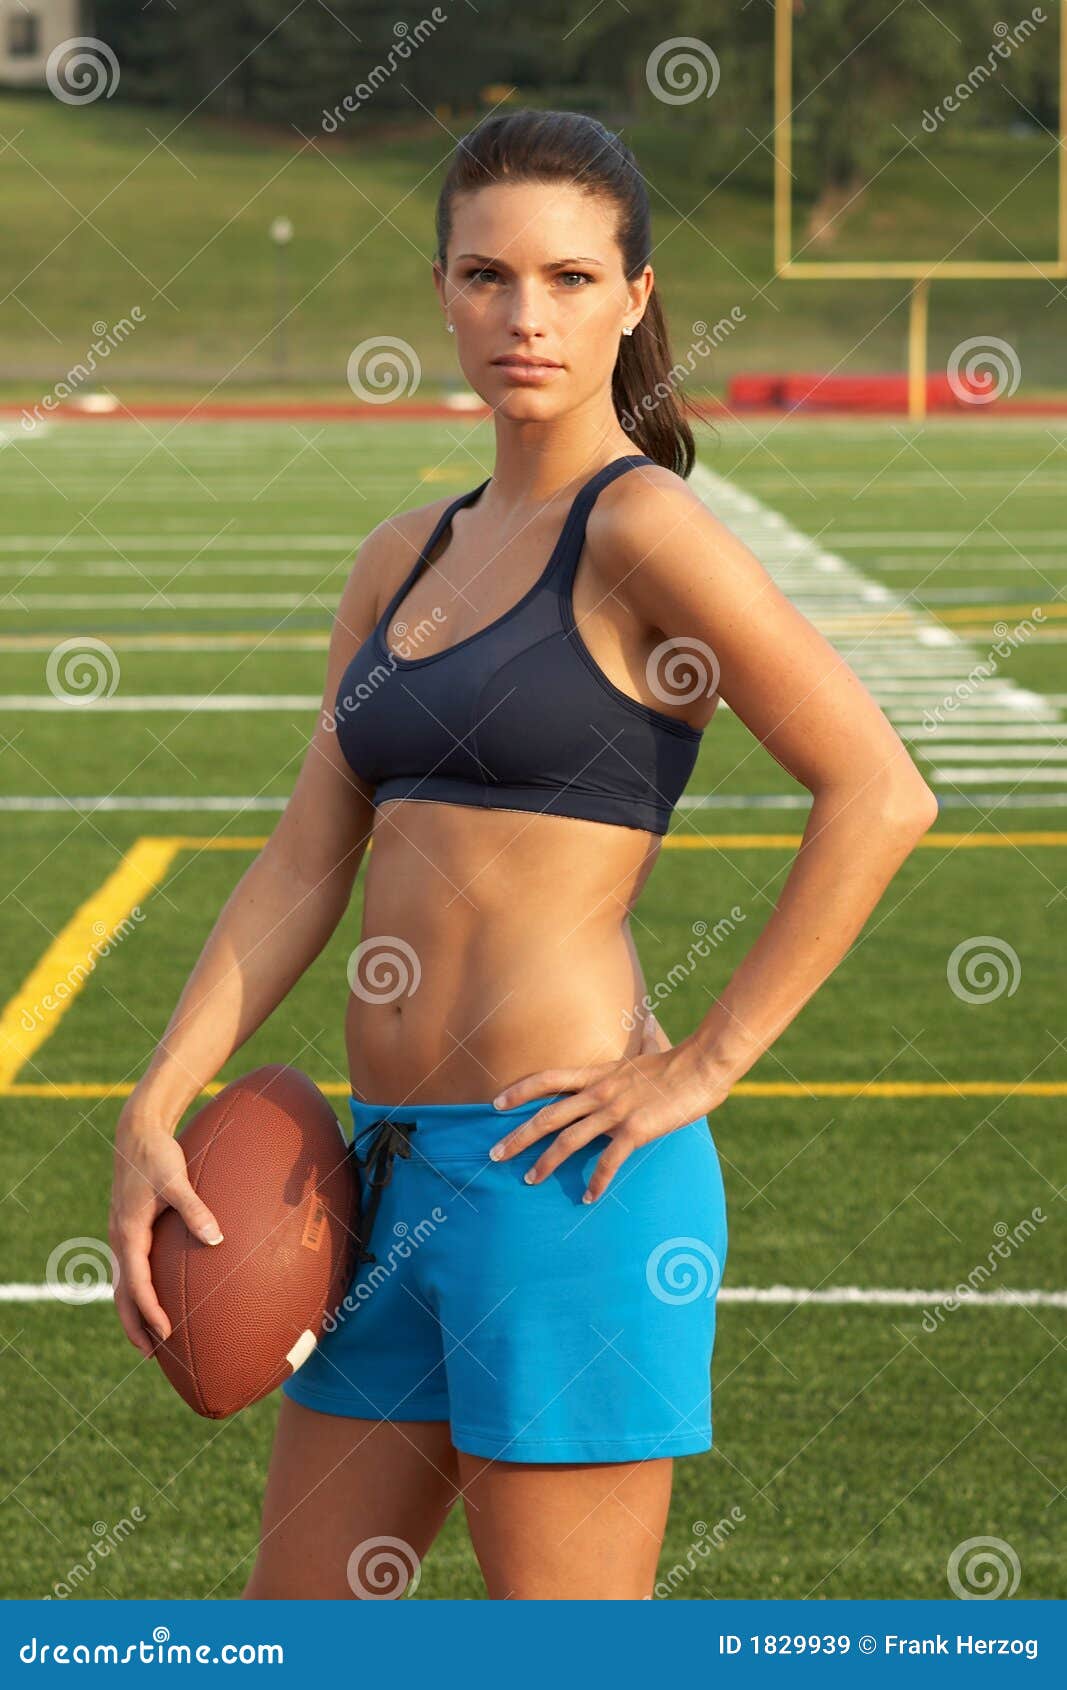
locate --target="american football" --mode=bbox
[149,1064,358,1418]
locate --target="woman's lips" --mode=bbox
[492,359,563,384]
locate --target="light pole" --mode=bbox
[270,216,293,380]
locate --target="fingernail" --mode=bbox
[582,1191,594,1203]
[492,1093,507,1108]
[151,1325,167,1343]
[524,1170,537,1184]
[200,1227,223,1245]
[489,1144,504,1160]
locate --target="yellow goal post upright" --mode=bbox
[773,0,1067,418]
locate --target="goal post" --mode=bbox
[773,0,1067,417]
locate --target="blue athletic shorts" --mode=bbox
[280,1092,728,1464]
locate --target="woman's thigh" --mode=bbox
[242,1397,460,1599]
[457,1451,674,1599]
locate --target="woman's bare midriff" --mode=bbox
[344,797,663,1105]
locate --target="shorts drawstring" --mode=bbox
[352,1116,418,1265]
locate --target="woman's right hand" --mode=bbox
[109,1107,224,1358]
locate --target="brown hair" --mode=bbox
[434,108,713,478]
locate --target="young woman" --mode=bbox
[109,109,938,1600]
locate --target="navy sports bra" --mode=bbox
[333,453,704,835]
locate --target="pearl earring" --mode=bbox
[447,322,455,334]
[622,326,633,336]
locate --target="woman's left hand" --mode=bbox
[488,1013,726,1202]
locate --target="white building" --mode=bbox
[0,2,87,88]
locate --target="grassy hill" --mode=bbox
[1,92,1064,398]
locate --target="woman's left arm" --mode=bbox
[489,470,940,1197]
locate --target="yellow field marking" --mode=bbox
[0,837,184,1088]
[2,1079,1065,1101]
[663,832,1067,849]
[173,831,1067,852]
[935,603,1067,624]
[1,828,1065,1094]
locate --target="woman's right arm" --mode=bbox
[109,520,396,1356]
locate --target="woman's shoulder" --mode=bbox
[585,459,714,590]
[346,487,468,622]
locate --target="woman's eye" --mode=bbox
[462,269,593,286]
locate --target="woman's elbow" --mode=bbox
[878,772,940,841]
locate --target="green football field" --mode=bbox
[0,415,1064,1600]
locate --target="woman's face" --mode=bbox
[435,180,651,418]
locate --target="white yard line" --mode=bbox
[0,694,320,712]
[690,462,1066,791]
[1,1282,1063,1308]
[3,793,1066,813]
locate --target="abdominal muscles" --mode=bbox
[343,801,661,1105]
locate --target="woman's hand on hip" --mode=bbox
[488,1013,728,1201]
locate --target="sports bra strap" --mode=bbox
[546,453,656,586]
[387,454,655,624]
